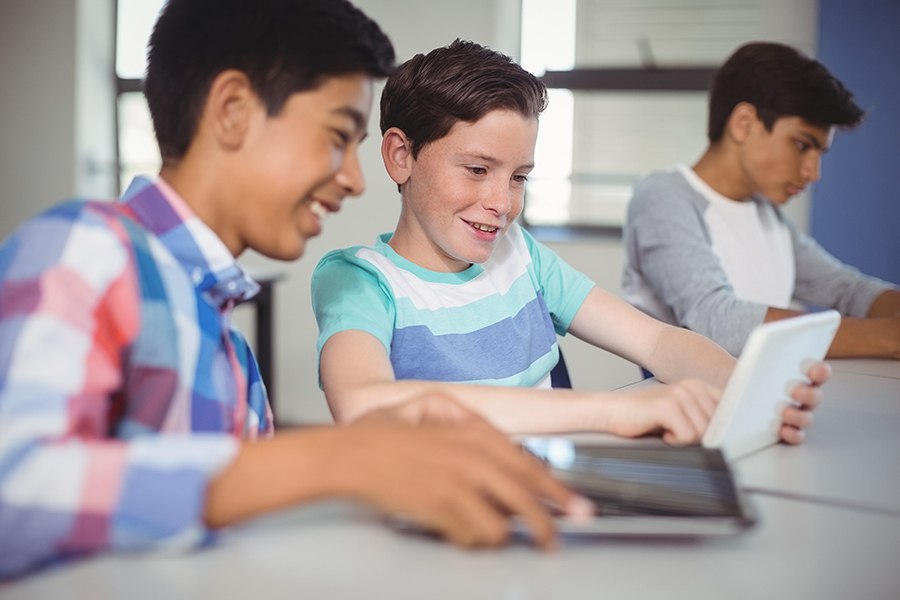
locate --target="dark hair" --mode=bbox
[145,0,395,162]
[707,41,864,142]
[379,39,548,158]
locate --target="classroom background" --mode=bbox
[1,0,897,424]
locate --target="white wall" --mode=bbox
[0,0,115,244]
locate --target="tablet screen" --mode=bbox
[522,439,744,518]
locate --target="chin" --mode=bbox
[262,241,306,262]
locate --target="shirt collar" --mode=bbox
[119,175,260,307]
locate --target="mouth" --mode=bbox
[310,199,339,221]
[786,184,806,196]
[463,219,500,234]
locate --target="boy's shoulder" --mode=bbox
[4,198,137,255]
[630,167,706,216]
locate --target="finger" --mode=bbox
[781,405,814,431]
[660,391,703,445]
[780,424,806,445]
[660,409,697,445]
[397,477,505,548]
[805,361,832,386]
[464,462,558,550]
[791,383,824,411]
[440,487,512,549]
[464,429,584,520]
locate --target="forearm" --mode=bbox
[766,306,900,359]
[330,379,610,435]
[867,289,900,318]
[645,324,734,388]
[827,317,900,359]
[204,428,352,528]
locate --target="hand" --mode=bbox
[779,360,831,444]
[336,408,593,550]
[605,379,720,445]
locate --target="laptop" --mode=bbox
[519,439,757,537]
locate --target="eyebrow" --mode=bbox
[459,152,535,171]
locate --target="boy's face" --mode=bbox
[392,109,537,272]
[232,73,374,260]
[738,115,834,204]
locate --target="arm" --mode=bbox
[319,309,722,444]
[205,393,593,551]
[787,224,900,358]
[868,289,900,318]
[765,301,900,359]
[0,207,239,578]
[567,287,735,389]
[567,287,827,446]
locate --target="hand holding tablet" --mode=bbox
[702,310,840,460]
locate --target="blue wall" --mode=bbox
[813,0,899,285]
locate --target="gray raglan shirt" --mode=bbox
[622,167,896,356]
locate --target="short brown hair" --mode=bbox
[707,41,864,142]
[379,39,547,158]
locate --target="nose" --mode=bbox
[801,151,822,183]
[334,149,366,197]
[482,179,515,216]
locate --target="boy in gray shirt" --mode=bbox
[623,42,899,358]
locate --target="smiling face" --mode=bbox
[738,115,834,205]
[225,73,374,260]
[386,109,538,272]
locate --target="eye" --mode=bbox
[512,174,529,184]
[794,139,812,153]
[332,129,351,149]
[467,166,487,176]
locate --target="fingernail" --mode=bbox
[566,495,596,520]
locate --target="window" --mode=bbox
[115,0,166,193]
[520,0,817,229]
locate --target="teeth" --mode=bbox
[310,200,328,220]
[472,222,497,232]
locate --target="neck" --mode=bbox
[692,144,753,202]
[159,156,243,257]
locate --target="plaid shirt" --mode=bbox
[0,176,274,578]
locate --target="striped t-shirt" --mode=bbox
[312,223,595,388]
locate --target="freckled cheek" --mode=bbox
[509,190,525,220]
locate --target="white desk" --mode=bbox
[4,362,900,599]
[735,369,900,514]
[4,494,900,600]
[828,357,900,379]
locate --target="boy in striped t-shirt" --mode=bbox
[312,40,829,441]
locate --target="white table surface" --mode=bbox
[4,361,900,598]
[827,358,900,379]
[4,493,899,600]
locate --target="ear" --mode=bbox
[201,69,259,151]
[381,127,414,187]
[725,102,759,144]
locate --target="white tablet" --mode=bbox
[701,310,841,460]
